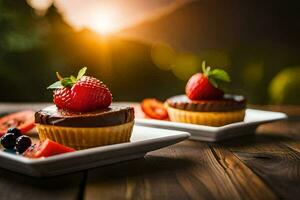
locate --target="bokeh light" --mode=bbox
[2,1,300,104]
[151,43,176,71]
[269,67,300,104]
[171,53,200,80]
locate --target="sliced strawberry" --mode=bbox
[0,111,35,136]
[141,98,169,120]
[23,139,75,158]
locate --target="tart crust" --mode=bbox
[166,105,245,126]
[36,121,134,150]
[35,105,135,149]
[166,94,246,112]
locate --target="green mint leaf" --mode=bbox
[209,69,231,82]
[76,67,87,80]
[47,81,63,89]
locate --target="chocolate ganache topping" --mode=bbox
[166,94,246,112]
[35,105,135,127]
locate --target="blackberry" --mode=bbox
[1,133,16,149]
[15,135,32,153]
[7,127,22,138]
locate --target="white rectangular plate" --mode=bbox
[0,126,190,177]
[135,109,287,142]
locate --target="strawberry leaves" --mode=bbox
[61,77,75,87]
[47,81,62,89]
[76,67,87,80]
[202,61,230,88]
[210,69,230,82]
[47,67,87,89]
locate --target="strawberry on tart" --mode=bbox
[35,67,134,149]
[166,62,246,126]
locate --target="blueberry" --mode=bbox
[15,135,32,153]
[7,127,21,137]
[1,133,16,149]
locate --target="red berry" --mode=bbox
[70,76,112,111]
[53,76,112,112]
[53,87,72,109]
[185,73,224,100]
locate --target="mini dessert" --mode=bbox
[166,94,246,126]
[35,105,134,149]
[166,61,246,126]
[35,67,135,149]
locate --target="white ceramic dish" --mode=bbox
[0,126,190,177]
[135,109,287,142]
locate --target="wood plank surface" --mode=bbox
[0,103,300,200]
[83,105,300,200]
[215,118,300,200]
[0,103,85,200]
[210,144,276,200]
[0,169,85,200]
[84,141,277,200]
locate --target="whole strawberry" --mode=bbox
[48,67,112,112]
[185,61,230,100]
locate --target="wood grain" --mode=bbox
[84,151,192,200]
[210,144,276,200]
[83,105,300,200]
[84,140,278,200]
[257,120,300,153]
[234,149,300,200]
[0,103,300,200]
[219,126,300,200]
[0,169,84,200]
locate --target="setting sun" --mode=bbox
[89,11,118,35]
[27,0,187,35]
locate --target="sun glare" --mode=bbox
[89,11,118,35]
[27,0,52,15]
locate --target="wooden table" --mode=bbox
[0,103,299,200]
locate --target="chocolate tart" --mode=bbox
[165,94,246,126]
[166,94,246,112]
[35,105,134,127]
[35,105,135,149]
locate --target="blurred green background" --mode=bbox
[0,0,300,104]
